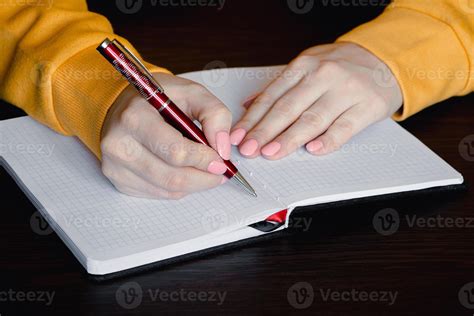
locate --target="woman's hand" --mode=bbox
[101,73,232,199]
[230,42,403,159]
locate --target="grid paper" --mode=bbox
[0,66,463,269]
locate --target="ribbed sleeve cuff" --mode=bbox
[337,6,470,120]
[52,41,170,158]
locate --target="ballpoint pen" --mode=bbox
[97,38,257,197]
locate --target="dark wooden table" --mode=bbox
[1,1,473,315]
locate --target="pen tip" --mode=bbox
[230,172,258,198]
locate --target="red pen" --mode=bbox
[97,38,257,197]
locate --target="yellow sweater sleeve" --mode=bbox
[337,0,474,120]
[0,0,170,157]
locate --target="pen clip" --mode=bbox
[112,39,165,94]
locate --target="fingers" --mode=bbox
[306,103,380,155]
[230,59,313,144]
[118,101,227,174]
[102,157,187,200]
[183,84,233,160]
[260,93,354,159]
[237,75,331,157]
[101,73,234,200]
[103,143,224,194]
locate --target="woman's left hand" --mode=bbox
[230,42,403,159]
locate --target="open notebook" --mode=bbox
[0,66,463,276]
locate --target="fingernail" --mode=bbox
[240,139,259,156]
[207,161,227,175]
[306,140,323,153]
[216,131,231,160]
[261,142,281,157]
[242,93,259,109]
[220,177,228,184]
[230,128,246,145]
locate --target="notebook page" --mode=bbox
[181,66,463,208]
[0,117,283,267]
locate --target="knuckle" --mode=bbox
[334,118,354,135]
[163,172,188,191]
[167,142,189,166]
[292,55,313,69]
[300,110,325,128]
[318,61,343,76]
[254,93,274,107]
[209,106,232,123]
[273,97,295,117]
[345,75,364,91]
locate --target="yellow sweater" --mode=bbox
[0,0,472,158]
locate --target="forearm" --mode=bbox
[0,0,169,157]
[337,0,474,120]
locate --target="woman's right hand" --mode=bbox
[100,73,233,200]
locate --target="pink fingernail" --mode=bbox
[240,139,259,156]
[207,161,227,175]
[220,177,228,184]
[230,128,246,145]
[242,93,259,109]
[306,140,323,153]
[216,131,231,160]
[261,142,281,157]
